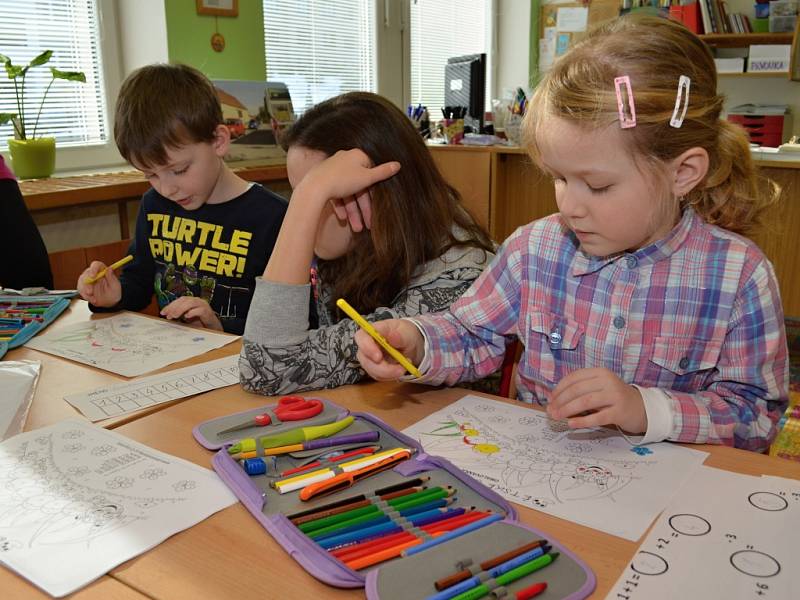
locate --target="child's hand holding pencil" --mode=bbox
[76,255,131,307]
[349,305,425,380]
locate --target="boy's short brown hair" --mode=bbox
[114,63,222,168]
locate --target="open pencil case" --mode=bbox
[0,294,73,358]
[195,397,595,599]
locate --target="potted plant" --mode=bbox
[0,50,85,179]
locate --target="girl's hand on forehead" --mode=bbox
[300,148,400,222]
[546,367,647,435]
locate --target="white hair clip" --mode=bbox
[670,75,691,128]
[614,76,636,129]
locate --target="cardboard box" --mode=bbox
[747,44,792,72]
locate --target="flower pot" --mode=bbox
[7,137,56,179]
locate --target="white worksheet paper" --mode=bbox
[402,395,708,541]
[0,419,236,597]
[607,466,799,599]
[26,312,238,377]
[64,355,240,421]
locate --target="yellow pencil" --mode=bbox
[85,255,134,284]
[336,298,422,378]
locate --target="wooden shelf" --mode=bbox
[700,33,794,48]
[718,71,790,78]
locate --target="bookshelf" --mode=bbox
[700,33,794,47]
[718,71,790,78]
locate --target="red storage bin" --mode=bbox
[727,113,792,147]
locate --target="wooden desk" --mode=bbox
[61,382,800,600]
[6,300,241,431]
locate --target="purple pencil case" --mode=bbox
[195,397,596,599]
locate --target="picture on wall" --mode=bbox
[211,80,295,166]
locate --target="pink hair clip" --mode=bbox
[614,76,636,129]
[670,75,691,128]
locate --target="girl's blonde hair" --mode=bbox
[523,15,778,236]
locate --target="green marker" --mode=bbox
[451,552,559,600]
[227,416,354,455]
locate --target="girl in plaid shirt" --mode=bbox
[355,16,789,452]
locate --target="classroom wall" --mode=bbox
[163,0,266,81]
[118,0,169,74]
[496,0,533,95]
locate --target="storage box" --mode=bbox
[752,16,769,31]
[728,113,794,147]
[747,44,792,72]
[769,14,798,31]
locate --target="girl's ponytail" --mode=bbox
[687,119,779,236]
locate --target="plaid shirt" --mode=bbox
[413,209,789,452]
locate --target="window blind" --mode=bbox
[410,0,492,120]
[0,0,107,150]
[263,0,376,116]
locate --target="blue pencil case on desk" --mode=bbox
[0,294,73,358]
[195,397,595,599]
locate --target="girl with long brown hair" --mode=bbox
[240,91,494,394]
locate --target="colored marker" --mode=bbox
[85,254,134,284]
[279,446,378,477]
[516,582,547,600]
[336,298,422,377]
[426,545,549,600]
[299,450,412,500]
[434,539,548,591]
[449,553,558,600]
[228,416,354,455]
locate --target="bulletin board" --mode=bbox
[538,0,620,74]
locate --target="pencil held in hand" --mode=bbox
[85,255,133,284]
[336,298,422,377]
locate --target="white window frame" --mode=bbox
[0,0,126,172]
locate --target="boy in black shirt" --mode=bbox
[77,64,286,334]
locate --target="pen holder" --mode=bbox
[504,113,523,146]
[442,118,464,145]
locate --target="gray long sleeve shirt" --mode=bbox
[239,244,493,395]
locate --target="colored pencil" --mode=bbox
[286,476,430,522]
[85,254,134,284]
[345,537,425,570]
[332,531,416,561]
[403,514,504,558]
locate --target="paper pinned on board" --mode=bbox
[0,419,237,597]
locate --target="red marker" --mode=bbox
[516,581,547,600]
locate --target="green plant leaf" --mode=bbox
[0,112,18,125]
[50,67,86,82]
[0,53,10,65]
[4,62,24,79]
[28,50,52,68]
